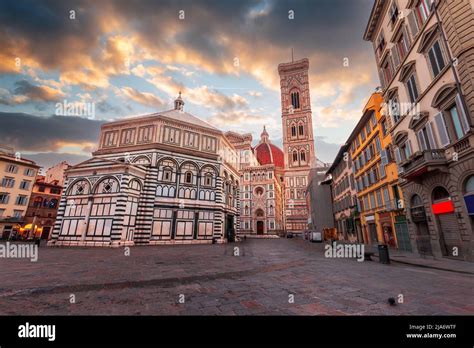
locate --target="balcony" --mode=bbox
[400,149,448,180]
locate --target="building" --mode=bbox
[348,92,410,249]
[49,94,240,247]
[306,162,334,233]
[23,162,69,240]
[227,127,285,236]
[325,145,360,242]
[364,0,474,261]
[279,58,316,234]
[0,145,39,239]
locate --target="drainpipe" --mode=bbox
[432,0,472,125]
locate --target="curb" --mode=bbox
[371,254,474,275]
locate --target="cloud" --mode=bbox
[13,80,65,103]
[120,87,166,109]
[0,112,104,152]
[23,152,90,170]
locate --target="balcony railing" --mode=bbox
[453,136,472,155]
[400,149,448,179]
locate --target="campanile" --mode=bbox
[278,58,315,233]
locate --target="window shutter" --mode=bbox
[380,164,386,178]
[394,147,401,163]
[434,112,451,146]
[378,68,386,90]
[375,137,382,153]
[381,149,388,165]
[407,10,419,38]
[391,47,400,69]
[417,130,427,151]
[455,94,471,134]
[407,140,413,157]
[403,24,412,47]
[426,121,438,149]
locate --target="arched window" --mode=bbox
[292,151,298,163]
[465,175,474,194]
[291,91,300,109]
[291,124,297,137]
[432,186,450,202]
[49,199,58,209]
[411,194,423,207]
[244,205,249,215]
[255,187,264,196]
[185,172,193,184]
[300,150,306,162]
[255,208,264,217]
[298,124,304,136]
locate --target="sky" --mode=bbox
[0,0,378,169]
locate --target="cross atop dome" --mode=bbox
[174,91,184,111]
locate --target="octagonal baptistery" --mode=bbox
[48,93,241,247]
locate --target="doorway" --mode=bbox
[256,221,264,235]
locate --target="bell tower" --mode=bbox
[278,58,315,233]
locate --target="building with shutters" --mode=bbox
[226,127,285,236]
[48,94,241,247]
[347,92,409,249]
[0,145,39,240]
[364,0,474,261]
[325,145,360,242]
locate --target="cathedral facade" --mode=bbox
[50,58,315,246]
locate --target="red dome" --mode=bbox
[254,142,284,168]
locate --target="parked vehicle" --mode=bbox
[309,231,323,243]
[286,232,294,238]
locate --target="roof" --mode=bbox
[254,142,284,168]
[158,109,219,131]
[326,143,349,175]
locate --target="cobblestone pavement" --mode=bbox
[0,239,473,315]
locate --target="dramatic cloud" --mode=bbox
[120,87,166,109]
[0,112,104,152]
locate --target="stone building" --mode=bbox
[364,0,474,261]
[348,92,409,250]
[0,145,39,239]
[49,94,240,247]
[279,58,316,234]
[306,162,334,234]
[227,127,285,236]
[325,145,360,242]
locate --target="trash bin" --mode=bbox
[378,244,390,264]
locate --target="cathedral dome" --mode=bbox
[254,126,284,168]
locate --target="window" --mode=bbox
[300,150,306,163]
[292,151,298,163]
[365,122,371,135]
[389,95,401,123]
[24,168,35,176]
[427,40,446,78]
[184,172,193,184]
[19,180,30,190]
[361,128,366,142]
[291,124,297,137]
[38,186,45,192]
[298,124,304,136]
[447,104,467,141]
[416,122,437,150]
[376,31,386,59]
[1,177,15,188]
[396,29,410,61]
[6,165,18,174]
[381,119,388,136]
[389,1,399,25]
[416,0,431,24]
[202,135,217,152]
[0,193,9,204]
[15,195,28,205]
[396,140,413,162]
[164,127,181,145]
[406,72,419,103]
[184,131,199,149]
[291,91,300,109]
[13,210,23,219]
